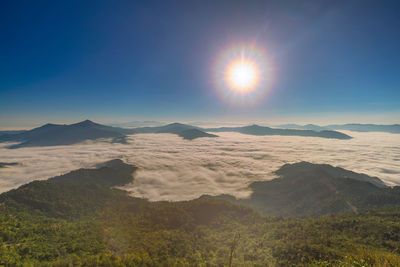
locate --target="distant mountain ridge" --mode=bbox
[110,120,164,128]
[131,122,201,134]
[0,121,219,148]
[131,122,350,139]
[205,124,352,139]
[0,120,353,148]
[130,122,218,140]
[0,120,133,148]
[278,123,400,133]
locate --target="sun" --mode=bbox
[225,59,259,92]
[214,45,271,104]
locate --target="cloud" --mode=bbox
[0,131,399,201]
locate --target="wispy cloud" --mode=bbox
[0,132,399,201]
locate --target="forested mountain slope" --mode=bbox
[221,162,400,217]
[1,160,400,266]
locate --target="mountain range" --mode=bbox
[0,120,353,148]
[205,124,351,139]
[0,121,219,148]
[278,123,400,133]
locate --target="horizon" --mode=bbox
[1,115,400,131]
[1,0,400,127]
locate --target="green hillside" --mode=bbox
[1,161,400,266]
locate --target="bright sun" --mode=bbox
[226,59,259,92]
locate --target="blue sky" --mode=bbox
[1,0,399,128]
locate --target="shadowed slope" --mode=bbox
[49,159,136,187]
[228,162,400,217]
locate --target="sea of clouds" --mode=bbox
[0,131,399,201]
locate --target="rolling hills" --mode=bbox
[1,160,400,265]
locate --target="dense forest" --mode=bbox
[1,160,400,266]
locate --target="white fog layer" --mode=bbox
[0,131,399,201]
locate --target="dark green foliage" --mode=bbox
[49,159,136,187]
[2,179,400,266]
[1,161,400,266]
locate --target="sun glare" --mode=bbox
[226,59,259,92]
[215,45,271,104]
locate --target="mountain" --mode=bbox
[0,121,355,149]
[1,160,400,265]
[1,121,397,149]
[275,161,386,188]
[0,121,220,148]
[49,159,136,187]
[226,162,400,217]
[278,123,326,131]
[206,124,352,139]
[0,120,135,148]
[278,123,400,134]
[177,129,218,140]
[132,122,200,134]
[132,122,218,140]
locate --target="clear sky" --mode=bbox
[1,0,399,128]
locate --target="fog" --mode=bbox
[0,131,399,201]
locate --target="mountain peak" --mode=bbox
[75,120,97,126]
[41,123,58,128]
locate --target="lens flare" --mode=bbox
[214,44,272,105]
